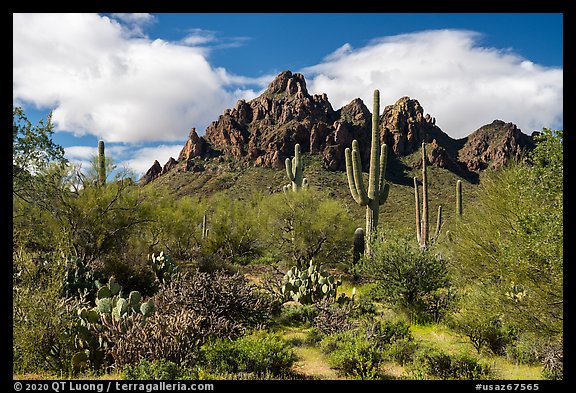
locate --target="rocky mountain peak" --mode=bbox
[140,71,535,185]
[264,70,309,97]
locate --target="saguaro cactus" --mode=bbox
[456,179,463,216]
[98,140,106,186]
[284,143,309,192]
[345,89,390,256]
[414,142,442,250]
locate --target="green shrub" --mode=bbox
[122,359,197,380]
[200,330,297,377]
[277,303,318,327]
[386,338,419,366]
[313,298,355,335]
[363,318,412,347]
[320,331,385,379]
[505,332,545,365]
[407,347,492,380]
[359,234,452,323]
[13,251,81,374]
[449,289,516,355]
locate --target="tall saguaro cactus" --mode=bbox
[345,89,390,257]
[414,142,442,250]
[284,143,309,193]
[98,140,106,187]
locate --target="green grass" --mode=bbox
[410,323,544,380]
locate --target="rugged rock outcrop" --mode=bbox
[140,160,162,184]
[458,120,534,172]
[140,70,534,185]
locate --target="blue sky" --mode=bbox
[13,13,563,178]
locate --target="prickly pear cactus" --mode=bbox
[148,252,180,284]
[281,260,342,305]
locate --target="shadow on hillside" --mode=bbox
[386,153,414,187]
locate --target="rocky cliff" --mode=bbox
[140,70,534,185]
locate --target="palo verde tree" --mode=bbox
[448,128,563,336]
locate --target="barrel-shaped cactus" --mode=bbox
[353,227,365,265]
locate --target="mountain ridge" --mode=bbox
[141,70,535,185]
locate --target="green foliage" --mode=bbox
[143,191,208,261]
[276,303,318,327]
[449,288,515,355]
[53,173,148,263]
[505,332,548,365]
[407,347,492,380]
[320,330,386,379]
[122,359,196,380]
[203,193,264,265]
[281,261,341,304]
[200,330,297,377]
[447,129,562,336]
[360,233,452,323]
[13,107,67,203]
[261,190,354,269]
[13,250,78,374]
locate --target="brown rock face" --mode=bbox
[178,128,207,161]
[204,70,337,169]
[140,70,534,185]
[140,160,162,185]
[458,120,534,172]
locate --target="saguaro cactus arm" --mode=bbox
[345,141,369,206]
[378,144,390,205]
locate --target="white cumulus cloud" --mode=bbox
[303,29,563,138]
[13,13,261,144]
